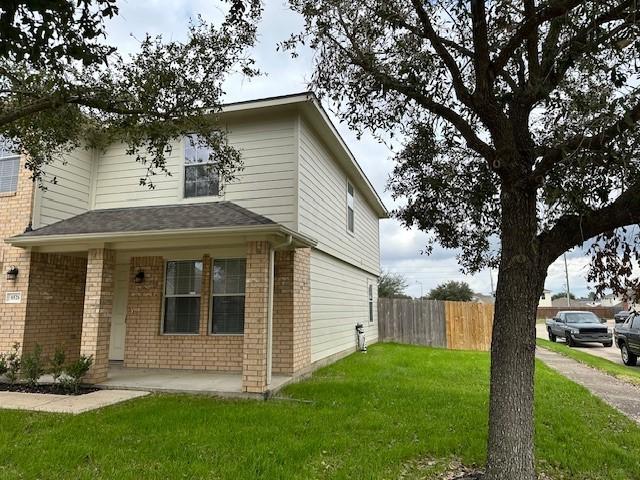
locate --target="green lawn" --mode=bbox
[537,338,640,385]
[1,343,640,479]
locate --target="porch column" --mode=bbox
[291,248,311,373]
[80,248,115,383]
[272,248,311,375]
[242,241,270,393]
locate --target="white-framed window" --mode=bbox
[184,134,220,198]
[0,146,20,194]
[346,181,355,233]
[368,282,374,323]
[211,258,246,334]
[163,260,203,334]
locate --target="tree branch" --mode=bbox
[533,99,640,177]
[539,0,637,94]
[492,0,583,78]
[470,0,492,96]
[409,0,474,107]
[539,181,640,265]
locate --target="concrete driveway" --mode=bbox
[535,321,625,365]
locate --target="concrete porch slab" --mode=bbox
[98,365,293,398]
[0,389,149,414]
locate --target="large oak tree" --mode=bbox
[285,1,640,479]
[0,0,260,185]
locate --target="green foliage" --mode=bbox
[4,343,21,384]
[0,353,6,377]
[378,270,409,298]
[60,355,93,394]
[20,344,44,387]
[551,292,577,301]
[0,1,118,70]
[0,0,262,188]
[427,281,474,302]
[49,346,66,386]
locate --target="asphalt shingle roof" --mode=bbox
[19,202,276,237]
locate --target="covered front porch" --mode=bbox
[99,363,293,398]
[8,202,316,395]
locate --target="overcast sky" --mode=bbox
[105,0,605,298]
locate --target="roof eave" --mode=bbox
[8,224,318,249]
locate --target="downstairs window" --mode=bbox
[163,260,203,334]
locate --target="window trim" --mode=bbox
[209,257,247,336]
[161,259,203,336]
[181,135,223,201]
[0,154,20,195]
[346,179,355,235]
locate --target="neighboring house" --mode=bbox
[551,297,593,308]
[0,92,387,394]
[472,293,495,305]
[600,293,626,308]
[539,289,552,307]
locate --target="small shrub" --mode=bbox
[21,344,44,387]
[0,353,7,377]
[49,346,66,386]
[60,355,93,394]
[4,343,21,384]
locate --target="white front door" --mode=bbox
[109,264,129,361]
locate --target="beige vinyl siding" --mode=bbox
[37,148,93,227]
[298,118,380,275]
[92,115,298,229]
[310,249,378,363]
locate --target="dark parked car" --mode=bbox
[546,311,612,347]
[614,313,640,365]
[614,310,633,324]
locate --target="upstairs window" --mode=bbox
[163,260,203,334]
[346,181,355,233]
[184,134,220,198]
[0,145,19,194]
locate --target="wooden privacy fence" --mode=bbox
[378,298,494,351]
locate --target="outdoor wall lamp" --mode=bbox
[134,270,145,284]
[6,266,18,281]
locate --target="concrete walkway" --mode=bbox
[536,347,640,423]
[0,389,149,414]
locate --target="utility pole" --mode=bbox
[564,253,571,307]
[416,280,423,299]
[489,269,495,297]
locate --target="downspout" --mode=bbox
[267,234,293,386]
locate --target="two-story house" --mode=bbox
[0,92,387,395]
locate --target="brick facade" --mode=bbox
[80,248,116,383]
[0,157,313,393]
[291,248,311,373]
[22,252,87,361]
[0,156,34,353]
[124,255,244,370]
[242,241,270,393]
[272,248,311,375]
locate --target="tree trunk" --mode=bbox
[485,186,546,480]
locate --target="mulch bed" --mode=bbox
[0,383,99,396]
